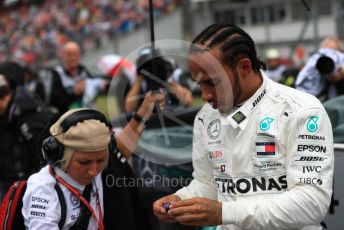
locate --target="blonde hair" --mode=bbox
[320,36,344,52]
[58,147,75,171]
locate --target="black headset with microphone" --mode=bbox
[41,109,117,164]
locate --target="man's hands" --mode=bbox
[153,195,181,223]
[153,196,223,227]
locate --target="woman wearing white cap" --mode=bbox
[22,90,164,229]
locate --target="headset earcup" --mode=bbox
[42,136,64,163]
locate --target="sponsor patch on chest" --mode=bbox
[253,160,285,175]
[215,174,287,196]
[256,141,276,156]
[208,149,225,161]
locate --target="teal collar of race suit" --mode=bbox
[221,70,270,130]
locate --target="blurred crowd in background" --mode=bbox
[0,0,181,69]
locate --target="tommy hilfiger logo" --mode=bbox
[256,142,276,156]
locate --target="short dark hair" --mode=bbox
[190,23,266,73]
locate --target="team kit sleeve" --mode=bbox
[221,107,334,229]
[175,115,218,200]
[22,180,61,230]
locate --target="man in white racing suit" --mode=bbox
[153,24,334,230]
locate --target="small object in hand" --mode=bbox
[163,202,170,212]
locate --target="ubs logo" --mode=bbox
[208,150,224,160]
[207,119,221,140]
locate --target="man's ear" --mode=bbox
[236,58,253,78]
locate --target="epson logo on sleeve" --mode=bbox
[296,144,327,154]
[31,196,49,204]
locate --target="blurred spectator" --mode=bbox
[48,41,107,113]
[264,48,287,83]
[0,61,45,100]
[0,61,25,90]
[124,47,193,113]
[0,74,54,201]
[295,36,344,101]
[97,54,136,112]
[22,65,46,101]
[123,48,195,230]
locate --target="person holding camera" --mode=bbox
[22,87,164,229]
[296,36,344,101]
[124,47,193,113]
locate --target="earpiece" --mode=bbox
[42,136,64,163]
[41,109,116,164]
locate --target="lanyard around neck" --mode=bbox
[49,165,104,230]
